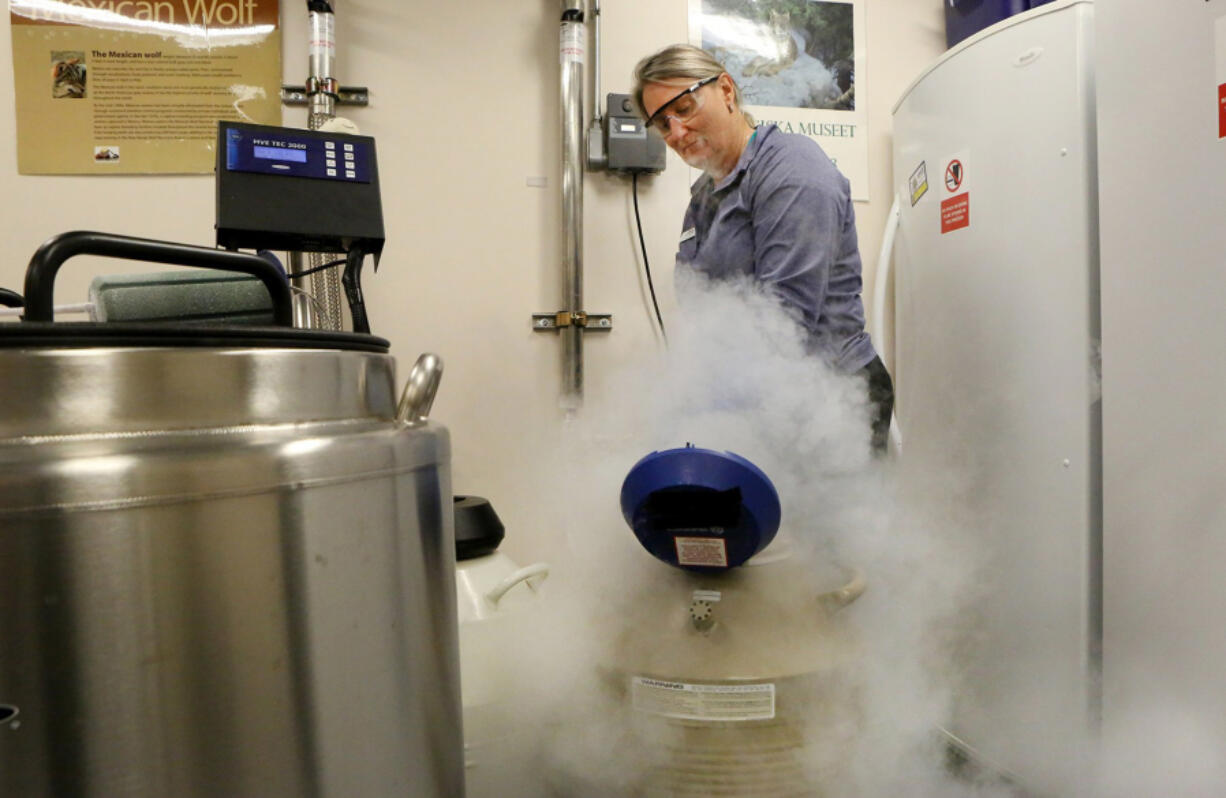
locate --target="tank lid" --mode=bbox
[0,322,389,352]
[454,495,506,561]
[619,445,781,572]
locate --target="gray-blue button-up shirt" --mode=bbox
[675,124,877,373]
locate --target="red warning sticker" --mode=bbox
[1218,17,1226,138]
[941,193,970,234]
[1219,83,1226,139]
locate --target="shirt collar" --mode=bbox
[696,123,769,196]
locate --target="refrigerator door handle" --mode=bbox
[873,191,903,453]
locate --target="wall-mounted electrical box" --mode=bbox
[606,93,665,174]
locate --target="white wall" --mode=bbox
[0,1,944,564]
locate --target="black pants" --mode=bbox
[859,355,894,454]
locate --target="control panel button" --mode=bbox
[345,170,356,179]
[325,141,335,150]
[343,143,354,151]
[326,168,337,176]
[326,159,336,168]
[344,151,355,161]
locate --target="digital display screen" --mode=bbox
[253,145,307,163]
[224,125,370,184]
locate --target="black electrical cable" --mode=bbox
[286,257,346,279]
[632,171,667,344]
[0,288,23,308]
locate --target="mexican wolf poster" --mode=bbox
[10,0,280,174]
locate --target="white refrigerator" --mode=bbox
[891,1,1100,793]
[891,0,1226,793]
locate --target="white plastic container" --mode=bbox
[453,497,549,798]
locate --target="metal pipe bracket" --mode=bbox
[532,311,612,331]
[282,84,369,106]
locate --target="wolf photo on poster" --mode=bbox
[689,0,868,200]
[51,51,86,99]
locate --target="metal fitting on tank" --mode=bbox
[689,589,720,633]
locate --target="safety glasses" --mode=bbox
[645,75,720,136]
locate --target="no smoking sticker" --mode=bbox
[940,152,971,234]
[945,159,964,192]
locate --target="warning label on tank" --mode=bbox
[908,161,929,205]
[631,677,775,722]
[941,193,970,234]
[674,536,728,567]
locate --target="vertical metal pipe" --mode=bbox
[307,2,336,124]
[300,0,344,330]
[592,0,601,126]
[560,2,586,405]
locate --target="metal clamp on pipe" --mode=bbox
[532,310,613,331]
[304,76,339,99]
[281,84,369,106]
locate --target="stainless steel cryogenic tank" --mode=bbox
[0,232,465,797]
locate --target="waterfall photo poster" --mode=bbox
[689,0,868,200]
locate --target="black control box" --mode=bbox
[215,122,385,258]
[606,93,665,174]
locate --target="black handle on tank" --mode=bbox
[0,288,22,308]
[23,231,293,326]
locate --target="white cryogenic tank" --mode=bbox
[609,447,866,796]
[890,1,1099,791]
[614,542,866,796]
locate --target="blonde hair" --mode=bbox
[632,43,755,127]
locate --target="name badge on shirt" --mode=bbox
[679,227,696,243]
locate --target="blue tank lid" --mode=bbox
[619,445,781,571]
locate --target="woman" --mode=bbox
[633,43,893,453]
